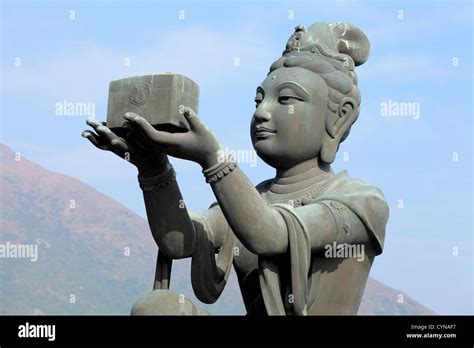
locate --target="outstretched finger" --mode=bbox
[123,112,177,147]
[86,118,108,136]
[87,118,123,145]
[86,118,103,131]
[81,130,109,150]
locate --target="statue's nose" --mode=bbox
[253,105,271,123]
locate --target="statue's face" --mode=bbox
[251,67,329,170]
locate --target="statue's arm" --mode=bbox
[208,170,369,255]
[292,202,369,253]
[190,202,228,249]
[208,168,289,256]
[120,111,285,256]
[142,163,229,259]
[82,115,227,257]
[140,160,197,259]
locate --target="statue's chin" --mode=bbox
[252,147,276,169]
[254,149,294,170]
[253,141,276,165]
[254,143,324,170]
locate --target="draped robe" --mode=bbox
[188,170,388,315]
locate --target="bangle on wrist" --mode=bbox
[138,164,176,192]
[202,154,237,184]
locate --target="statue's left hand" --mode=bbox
[123,107,222,169]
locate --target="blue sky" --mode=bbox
[1,0,472,314]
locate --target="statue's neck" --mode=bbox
[271,158,332,194]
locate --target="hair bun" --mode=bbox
[328,23,370,66]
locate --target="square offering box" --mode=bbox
[106,73,199,136]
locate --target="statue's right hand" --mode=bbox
[81,118,167,173]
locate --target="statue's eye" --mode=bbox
[255,93,264,108]
[278,95,302,103]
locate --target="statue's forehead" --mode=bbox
[260,67,301,90]
[259,67,323,92]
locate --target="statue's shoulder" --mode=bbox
[328,171,386,198]
[255,178,273,194]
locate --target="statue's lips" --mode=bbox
[254,127,276,138]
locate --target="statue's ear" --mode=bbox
[321,97,358,164]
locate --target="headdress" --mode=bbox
[273,22,370,84]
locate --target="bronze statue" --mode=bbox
[82,21,389,315]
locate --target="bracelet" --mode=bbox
[138,164,176,192]
[202,155,237,184]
